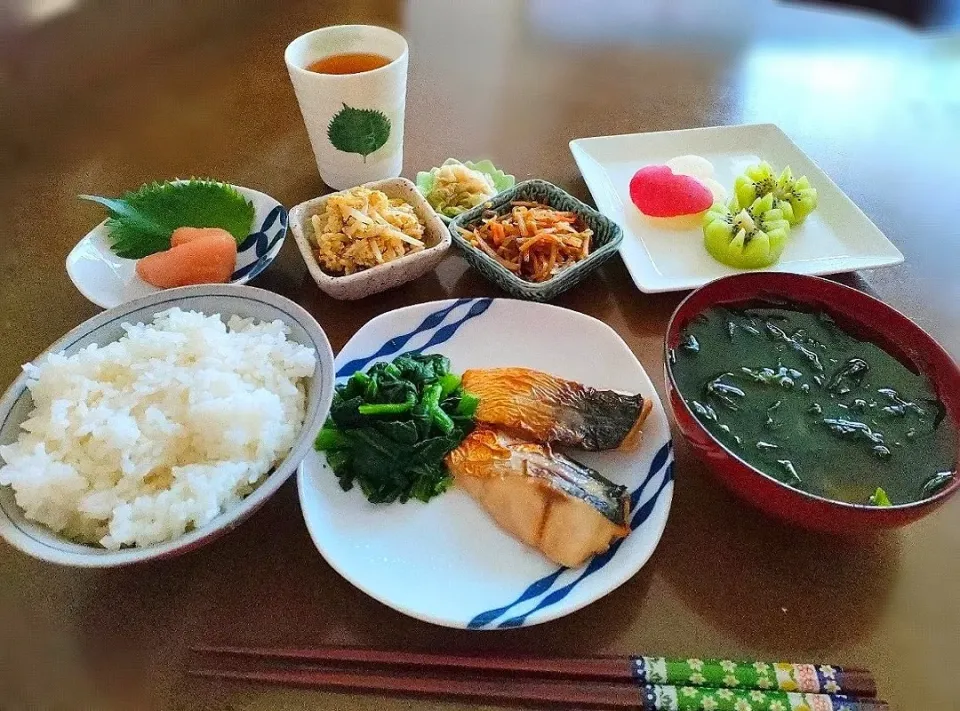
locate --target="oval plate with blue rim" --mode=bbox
[66,183,288,309]
[297,298,674,629]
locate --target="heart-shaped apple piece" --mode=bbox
[629,165,714,218]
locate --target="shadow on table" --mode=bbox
[653,445,900,655]
[72,539,205,706]
[73,470,660,708]
[70,449,897,709]
[586,257,899,655]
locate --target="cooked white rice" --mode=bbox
[0,308,316,549]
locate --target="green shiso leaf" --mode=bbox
[79,179,255,259]
[327,103,391,162]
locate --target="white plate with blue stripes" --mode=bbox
[298,298,674,629]
[66,183,288,309]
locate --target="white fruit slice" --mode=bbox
[700,177,728,204]
[641,213,705,231]
[666,154,715,181]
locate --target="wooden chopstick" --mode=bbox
[190,667,646,708]
[192,644,631,679]
[188,662,889,710]
[191,645,877,698]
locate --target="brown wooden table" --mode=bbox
[1,1,958,709]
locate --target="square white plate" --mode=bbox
[570,124,903,293]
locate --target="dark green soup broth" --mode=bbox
[671,306,956,505]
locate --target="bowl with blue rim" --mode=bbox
[67,181,288,309]
[447,179,623,301]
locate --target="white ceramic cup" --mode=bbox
[285,25,408,190]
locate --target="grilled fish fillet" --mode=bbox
[445,426,630,567]
[462,368,652,451]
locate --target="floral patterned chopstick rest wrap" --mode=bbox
[632,658,872,696]
[636,684,887,711]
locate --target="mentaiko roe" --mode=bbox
[136,227,238,288]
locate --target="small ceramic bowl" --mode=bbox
[414,158,515,224]
[0,284,335,567]
[664,272,960,533]
[447,179,623,301]
[66,183,288,309]
[290,177,450,301]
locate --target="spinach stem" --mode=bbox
[438,373,461,399]
[456,392,480,417]
[358,391,417,416]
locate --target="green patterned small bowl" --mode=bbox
[448,180,623,302]
[415,159,515,223]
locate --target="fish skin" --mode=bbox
[445,426,630,568]
[462,367,651,451]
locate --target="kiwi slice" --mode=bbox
[734,162,818,226]
[703,193,792,269]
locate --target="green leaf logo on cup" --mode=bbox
[285,25,408,190]
[327,104,391,163]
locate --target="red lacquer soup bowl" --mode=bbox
[664,273,960,533]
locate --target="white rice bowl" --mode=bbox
[0,307,316,549]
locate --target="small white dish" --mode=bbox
[414,158,516,224]
[66,184,288,309]
[0,284,335,567]
[298,298,674,629]
[289,177,450,301]
[570,123,904,293]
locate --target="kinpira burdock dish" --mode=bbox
[447,180,623,301]
[665,272,960,533]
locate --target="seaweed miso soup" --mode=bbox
[670,305,957,506]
